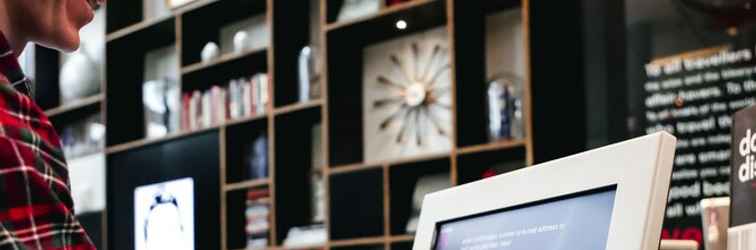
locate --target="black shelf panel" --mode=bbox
[389,158,449,236]
[271,0,314,108]
[329,168,384,240]
[391,241,413,250]
[78,211,104,249]
[33,45,61,110]
[106,0,143,34]
[180,0,267,66]
[107,132,220,250]
[105,17,176,146]
[456,145,526,184]
[332,245,385,250]
[181,49,268,93]
[273,105,322,245]
[226,117,269,184]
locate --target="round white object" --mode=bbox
[200,42,220,62]
[233,31,250,53]
[404,82,426,107]
[60,52,101,103]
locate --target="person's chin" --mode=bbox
[55,29,81,53]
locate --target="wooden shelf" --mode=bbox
[330,152,450,175]
[44,94,103,117]
[273,99,323,116]
[181,47,268,75]
[106,125,220,154]
[106,15,173,42]
[107,113,268,154]
[325,0,437,32]
[224,178,269,192]
[388,234,414,243]
[457,139,527,155]
[328,236,387,247]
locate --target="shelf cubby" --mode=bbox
[180,0,268,67]
[107,132,220,250]
[325,0,447,167]
[225,188,271,250]
[390,241,413,250]
[389,158,450,236]
[271,0,319,108]
[273,105,323,244]
[181,49,268,92]
[329,168,384,240]
[78,211,104,249]
[456,144,526,184]
[105,0,144,34]
[226,118,269,184]
[105,16,176,146]
[325,0,441,31]
[453,0,528,148]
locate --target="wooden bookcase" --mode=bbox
[39,0,538,250]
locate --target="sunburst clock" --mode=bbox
[363,27,452,162]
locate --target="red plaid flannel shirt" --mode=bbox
[0,34,96,249]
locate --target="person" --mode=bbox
[0,0,103,249]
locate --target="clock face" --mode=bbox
[362,27,452,162]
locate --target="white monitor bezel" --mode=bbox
[413,132,676,250]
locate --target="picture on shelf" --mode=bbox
[485,8,526,142]
[362,26,452,162]
[134,178,195,250]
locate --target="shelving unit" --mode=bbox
[94,0,536,250]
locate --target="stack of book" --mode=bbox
[181,73,269,131]
[245,189,270,250]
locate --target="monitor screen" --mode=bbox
[433,186,617,250]
[134,177,195,250]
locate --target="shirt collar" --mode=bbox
[0,32,33,97]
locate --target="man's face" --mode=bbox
[9,0,103,52]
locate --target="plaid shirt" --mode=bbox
[0,34,96,250]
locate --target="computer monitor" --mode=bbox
[413,132,676,250]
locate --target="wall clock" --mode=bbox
[363,27,452,162]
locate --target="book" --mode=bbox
[729,104,756,249]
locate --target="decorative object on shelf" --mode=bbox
[486,72,524,141]
[60,113,105,159]
[484,9,526,141]
[201,42,221,63]
[406,173,450,233]
[134,178,195,250]
[363,27,452,162]
[233,31,251,53]
[337,0,382,22]
[246,134,268,180]
[220,15,269,55]
[282,224,326,248]
[385,0,412,7]
[165,0,198,9]
[145,0,171,20]
[143,78,181,138]
[310,173,325,223]
[246,189,270,250]
[60,8,105,104]
[311,123,324,170]
[298,46,322,102]
[700,197,729,250]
